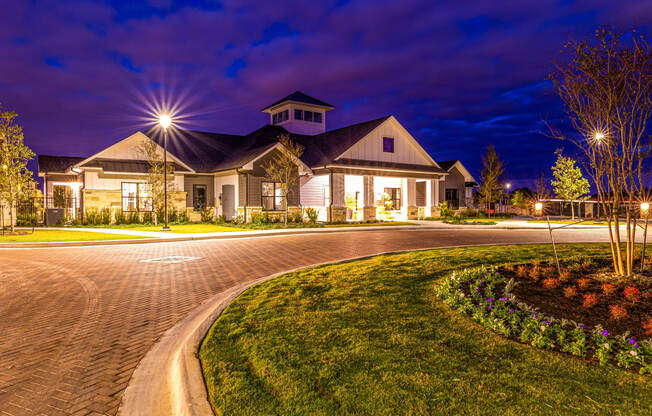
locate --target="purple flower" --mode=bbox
[602,330,609,337]
[629,337,636,345]
[545,320,551,325]
[509,309,514,314]
[487,298,493,303]
[635,344,640,349]
[475,288,480,292]
[533,313,537,319]
[482,273,486,277]
[479,279,483,284]
[488,305,493,310]
[500,297,507,301]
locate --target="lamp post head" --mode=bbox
[506,183,511,190]
[593,131,605,143]
[642,202,649,212]
[535,202,543,212]
[159,114,172,130]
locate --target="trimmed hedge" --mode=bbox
[436,266,652,374]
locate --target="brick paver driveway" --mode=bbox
[0,228,614,415]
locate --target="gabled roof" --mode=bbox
[38,155,85,173]
[262,91,334,112]
[81,158,189,173]
[438,160,459,171]
[294,116,391,167]
[439,159,477,184]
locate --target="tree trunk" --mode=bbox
[571,201,575,220]
[10,201,15,233]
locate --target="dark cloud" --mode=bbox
[0,0,650,188]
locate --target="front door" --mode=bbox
[222,184,235,220]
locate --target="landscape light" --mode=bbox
[593,131,605,143]
[159,114,172,130]
[535,202,543,212]
[506,183,511,189]
[641,202,649,212]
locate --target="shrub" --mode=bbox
[558,269,571,282]
[623,286,641,302]
[609,304,628,320]
[290,211,303,223]
[563,286,578,298]
[601,283,618,296]
[100,207,112,224]
[304,207,318,223]
[516,265,529,278]
[215,215,226,224]
[114,210,126,225]
[582,293,598,309]
[577,278,591,290]
[127,211,140,224]
[439,201,452,218]
[177,210,188,223]
[251,213,268,225]
[142,211,153,224]
[168,208,178,223]
[542,278,560,289]
[528,266,542,281]
[644,317,652,336]
[84,208,101,225]
[200,208,213,223]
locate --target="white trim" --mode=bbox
[243,143,313,176]
[263,100,334,113]
[72,131,196,173]
[326,164,447,177]
[333,116,441,169]
[446,160,477,184]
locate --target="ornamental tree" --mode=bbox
[477,144,504,217]
[262,135,304,226]
[0,106,35,233]
[550,149,590,220]
[548,26,652,276]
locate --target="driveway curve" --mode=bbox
[0,228,619,415]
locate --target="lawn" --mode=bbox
[122,223,247,233]
[200,244,651,416]
[528,219,607,225]
[0,229,147,243]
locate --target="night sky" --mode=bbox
[2,0,651,188]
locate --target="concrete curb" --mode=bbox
[117,240,558,416]
[0,223,615,249]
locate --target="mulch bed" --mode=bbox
[500,259,652,340]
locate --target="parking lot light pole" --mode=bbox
[159,114,172,231]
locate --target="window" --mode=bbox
[304,110,313,122]
[314,112,322,123]
[262,182,286,211]
[193,184,207,209]
[273,110,288,124]
[122,182,152,212]
[384,187,401,210]
[294,109,303,120]
[272,113,278,124]
[445,188,459,208]
[383,137,394,153]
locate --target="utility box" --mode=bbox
[46,208,65,226]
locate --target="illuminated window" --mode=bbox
[122,182,153,212]
[262,182,286,211]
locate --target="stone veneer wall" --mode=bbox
[82,189,187,220]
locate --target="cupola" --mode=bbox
[262,91,334,135]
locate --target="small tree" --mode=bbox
[550,149,590,220]
[548,26,652,276]
[476,145,504,217]
[138,138,175,225]
[262,135,305,226]
[510,190,528,211]
[0,106,35,233]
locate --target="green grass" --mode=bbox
[122,223,247,233]
[0,229,147,243]
[200,244,651,416]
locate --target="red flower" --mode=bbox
[644,317,652,336]
[542,278,560,289]
[601,283,617,296]
[577,278,591,290]
[563,286,578,298]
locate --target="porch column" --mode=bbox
[406,178,417,220]
[430,178,441,217]
[329,172,346,222]
[362,175,376,221]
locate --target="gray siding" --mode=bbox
[184,175,215,207]
[440,167,466,207]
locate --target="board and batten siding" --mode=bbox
[183,175,215,207]
[337,119,432,165]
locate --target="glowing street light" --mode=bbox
[642,202,650,273]
[535,202,543,214]
[159,114,174,231]
[642,202,650,212]
[593,131,605,144]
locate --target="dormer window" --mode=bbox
[383,137,395,153]
[314,112,322,123]
[273,110,289,125]
[294,109,303,120]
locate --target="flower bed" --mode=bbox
[436,266,652,373]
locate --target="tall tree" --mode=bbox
[550,149,590,220]
[548,26,652,276]
[477,145,504,217]
[0,106,35,233]
[138,138,175,225]
[262,135,304,226]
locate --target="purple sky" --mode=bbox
[1,0,650,187]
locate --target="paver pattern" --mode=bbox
[0,228,614,415]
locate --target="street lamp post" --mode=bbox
[159,114,172,231]
[641,202,649,273]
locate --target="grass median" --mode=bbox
[0,229,148,243]
[200,244,651,415]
